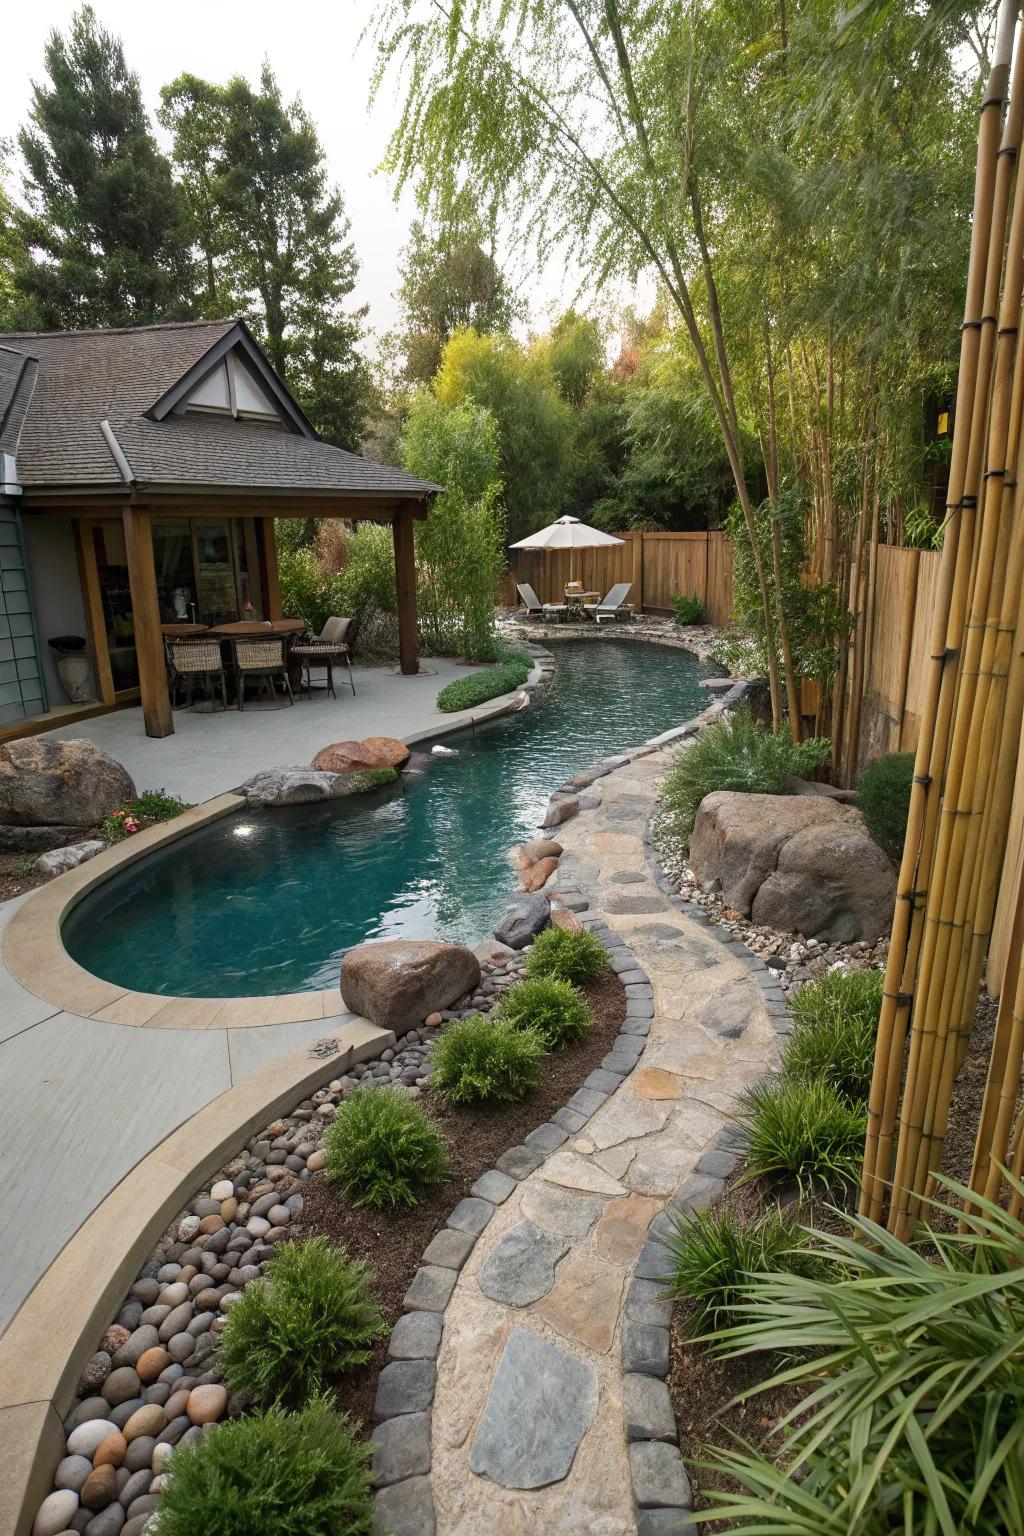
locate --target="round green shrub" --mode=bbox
[786,969,883,1102]
[429,1013,545,1104]
[157,1396,374,1536]
[496,976,593,1048]
[323,1086,447,1209]
[216,1238,384,1409]
[524,925,608,984]
[857,750,915,863]
[738,1076,867,1197]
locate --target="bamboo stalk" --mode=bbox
[860,3,1020,1220]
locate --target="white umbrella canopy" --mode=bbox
[509,516,624,584]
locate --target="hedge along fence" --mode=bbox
[503,529,735,627]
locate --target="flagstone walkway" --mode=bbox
[413,746,782,1535]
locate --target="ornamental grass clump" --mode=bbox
[659,709,831,844]
[699,1179,1024,1534]
[323,1085,447,1208]
[496,975,593,1048]
[667,1206,822,1334]
[428,1014,545,1105]
[216,1238,384,1409]
[857,749,915,862]
[785,968,883,1103]
[738,1076,866,1198]
[524,925,607,984]
[157,1396,374,1536]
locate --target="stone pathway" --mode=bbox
[421,746,780,1535]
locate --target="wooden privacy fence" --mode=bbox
[504,529,734,627]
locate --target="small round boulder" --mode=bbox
[361,736,410,769]
[186,1383,228,1425]
[340,938,481,1032]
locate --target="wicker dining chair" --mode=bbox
[231,635,294,710]
[166,635,228,711]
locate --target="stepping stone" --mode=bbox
[539,1151,626,1196]
[535,1252,624,1352]
[603,892,669,914]
[477,1221,567,1306]
[520,1182,608,1239]
[589,1098,672,1152]
[633,1068,684,1100]
[469,1328,599,1489]
[594,1194,662,1265]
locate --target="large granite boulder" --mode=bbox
[312,740,388,774]
[340,939,481,1030]
[689,790,895,944]
[0,738,135,828]
[494,893,551,949]
[239,766,396,807]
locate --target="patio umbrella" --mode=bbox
[509,515,624,585]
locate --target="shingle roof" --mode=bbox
[0,346,39,459]
[0,322,440,501]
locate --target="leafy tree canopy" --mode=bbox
[160,65,371,447]
[16,5,194,328]
[395,191,521,383]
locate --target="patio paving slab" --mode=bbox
[38,658,507,803]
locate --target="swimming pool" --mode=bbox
[62,640,719,997]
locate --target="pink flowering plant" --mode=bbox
[100,789,192,843]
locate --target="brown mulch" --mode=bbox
[668,990,1004,1525]
[0,855,44,903]
[293,967,627,1436]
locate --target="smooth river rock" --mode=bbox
[469,1328,599,1489]
[493,893,551,949]
[340,939,481,1030]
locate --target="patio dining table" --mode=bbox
[565,590,600,618]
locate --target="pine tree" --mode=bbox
[160,66,371,448]
[16,6,194,328]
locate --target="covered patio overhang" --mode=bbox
[20,484,431,740]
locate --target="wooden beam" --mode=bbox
[122,504,173,738]
[256,517,283,619]
[73,519,116,706]
[392,505,419,676]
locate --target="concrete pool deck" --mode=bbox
[0,652,547,1335]
[38,656,488,804]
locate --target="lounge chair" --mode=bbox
[516,582,568,621]
[584,582,635,623]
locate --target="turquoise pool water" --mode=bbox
[63,640,719,997]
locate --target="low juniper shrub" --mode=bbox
[323,1085,447,1208]
[496,975,593,1048]
[857,750,915,863]
[524,925,607,985]
[156,1396,375,1536]
[785,969,883,1103]
[216,1238,385,1409]
[428,1013,545,1104]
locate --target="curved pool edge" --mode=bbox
[0,654,554,1028]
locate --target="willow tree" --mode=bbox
[372,0,790,729]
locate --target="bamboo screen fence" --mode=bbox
[859,0,1024,1236]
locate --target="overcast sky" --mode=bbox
[0,0,644,352]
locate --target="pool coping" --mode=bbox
[0,656,554,1028]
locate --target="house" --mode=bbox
[0,320,438,740]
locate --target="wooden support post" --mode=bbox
[256,517,283,619]
[392,505,419,676]
[122,504,173,738]
[73,519,116,706]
